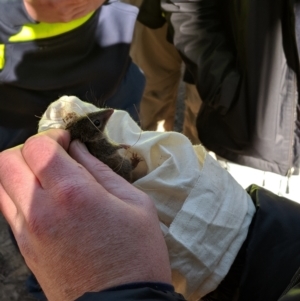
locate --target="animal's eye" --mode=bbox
[94,119,101,127]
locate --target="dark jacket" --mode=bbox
[163,0,300,176]
[0,0,140,149]
[239,186,300,300]
[76,283,186,301]
[203,185,300,301]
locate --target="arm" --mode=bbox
[23,0,107,22]
[162,0,241,114]
[0,129,171,301]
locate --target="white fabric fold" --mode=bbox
[38,95,256,300]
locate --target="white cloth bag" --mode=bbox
[38,95,255,300]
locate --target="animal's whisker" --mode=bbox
[113,155,127,174]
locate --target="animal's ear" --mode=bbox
[90,109,114,130]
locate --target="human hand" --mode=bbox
[23,0,107,23]
[0,129,171,301]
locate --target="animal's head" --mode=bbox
[66,109,114,142]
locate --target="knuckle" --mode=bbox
[26,212,49,237]
[52,179,86,208]
[135,190,156,212]
[22,137,37,155]
[92,160,124,182]
[26,209,61,241]
[23,135,49,155]
[95,164,116,180]
[23,135,60,165]
[141,199,159,225]
[17,234,37,260]
[144,194,156,209]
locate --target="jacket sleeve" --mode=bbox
[0,0,36,42]
[162,0,241,115]
[75,283,187,301]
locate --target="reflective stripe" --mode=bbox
[0,44,5,70]
[9,12,94,42]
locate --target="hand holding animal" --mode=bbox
[64,109,141,182]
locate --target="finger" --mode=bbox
[0,145,43,218]
[22,132,97,192]
[36,129,71,152]
[0,182,27,242]
[0,181,18,227]
[0,129,69,215]
[69,140,146,205]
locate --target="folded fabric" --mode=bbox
[38,95,255,300]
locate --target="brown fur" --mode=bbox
[65,109,134,182]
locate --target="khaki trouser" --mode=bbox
[123,0,202,143]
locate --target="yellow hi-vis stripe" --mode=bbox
[9,12,94,42]
[0,45,5,70]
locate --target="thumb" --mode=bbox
[69,140,141,201]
